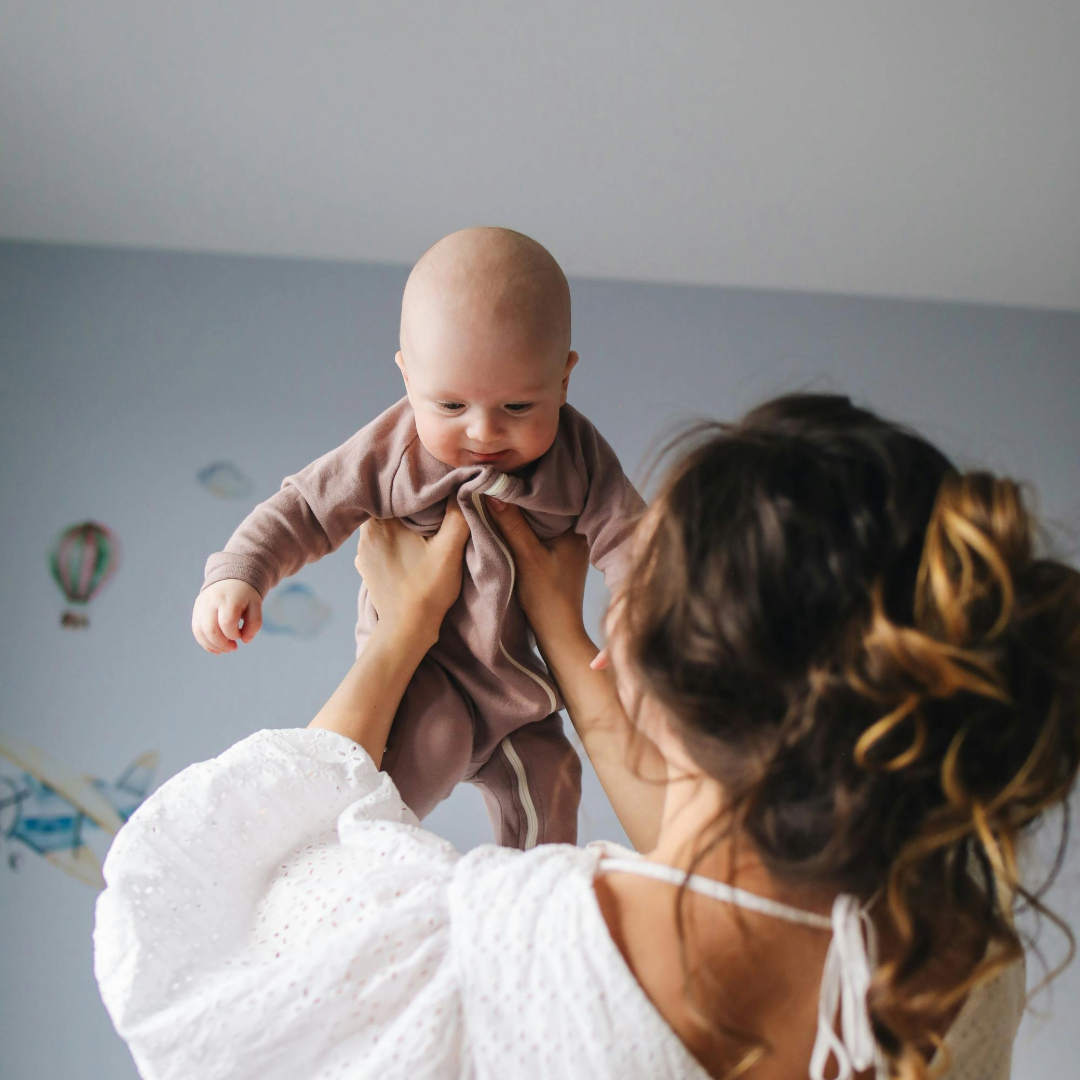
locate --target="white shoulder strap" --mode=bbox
[597,857,884,1080]
[599,857,833,929]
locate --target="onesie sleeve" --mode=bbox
[93,728,466,1080]
[567,410,646,591]
[201,398,417,598]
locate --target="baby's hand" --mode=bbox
[192,580,263,654]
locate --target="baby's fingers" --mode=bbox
[195,609,232,653]
[218,602,245,645]
[203,605,238,653]
[239,597,262,643]
[192,622,217,653]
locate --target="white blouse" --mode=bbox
[93,728,1025,1080]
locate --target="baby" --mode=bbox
[192,227,643,848]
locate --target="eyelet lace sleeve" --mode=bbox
[93,728,467,1080]
[93,730,1026,1080]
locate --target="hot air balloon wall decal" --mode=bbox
[49,522,120,628]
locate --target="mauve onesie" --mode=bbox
[202,397,643,848]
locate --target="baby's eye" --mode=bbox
[505,403,533,413]
[437,402,465,413]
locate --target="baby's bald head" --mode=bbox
[395,228,578,472]
[400,227,571,362]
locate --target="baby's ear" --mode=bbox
[394,351,409,385]
[560,351,579,403]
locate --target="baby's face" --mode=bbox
[397,314,577,473]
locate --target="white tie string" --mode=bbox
[809,893,883,1080]
[596,855,886,1079]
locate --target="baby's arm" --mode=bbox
[568,414,646,592]
[193,401,413,653]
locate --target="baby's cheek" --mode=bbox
[520,414,560,459]
[414,416,459,467]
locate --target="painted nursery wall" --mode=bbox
[0,240,1077,1078]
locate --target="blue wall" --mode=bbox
[1,241,1077,1077]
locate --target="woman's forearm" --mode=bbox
[308,617,436,767]
[537,629,667,852]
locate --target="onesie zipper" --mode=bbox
[498,735,539,849]
[471,476,556,850]
[471,479,558,714]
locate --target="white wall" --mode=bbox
[4,3,1079,311]
[1,241,1077,1077]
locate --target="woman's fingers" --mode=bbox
[487,498,590,583]
[433,500,471,555]
[355,518,400,576]
[351,507,469,632]
[549,527,590,561]
[485,497,541,563]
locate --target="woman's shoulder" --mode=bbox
[453,836,604,886]
[447,839,635,930]
[447,839,708,1079]
[446,839,644,950]
[447,840,600,942]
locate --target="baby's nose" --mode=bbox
[466,413,502,443]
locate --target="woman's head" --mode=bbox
[612,393,1080,1075]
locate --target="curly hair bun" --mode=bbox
[857,469,1080,844]
[620,395,1080,1079]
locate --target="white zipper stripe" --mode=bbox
[484,474,513,499]
[470,479,555,850]
[500,736,539,850]
[469,489,558,713]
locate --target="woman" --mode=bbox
[95,394,1080,1080]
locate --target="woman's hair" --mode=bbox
[618,393,1080,1079]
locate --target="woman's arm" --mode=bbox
[533,617,667,852]
[308,618,434,766]
[486,498,667,851]
[309,505,471,765]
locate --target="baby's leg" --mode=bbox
[381,657,475,821]
[469,714,582,849]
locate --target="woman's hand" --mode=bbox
[485,497,592,653]
[309,504,470,759]
[355,502,471,646]
[486,496,665,851]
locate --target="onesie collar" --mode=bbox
[481,470,523,501]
